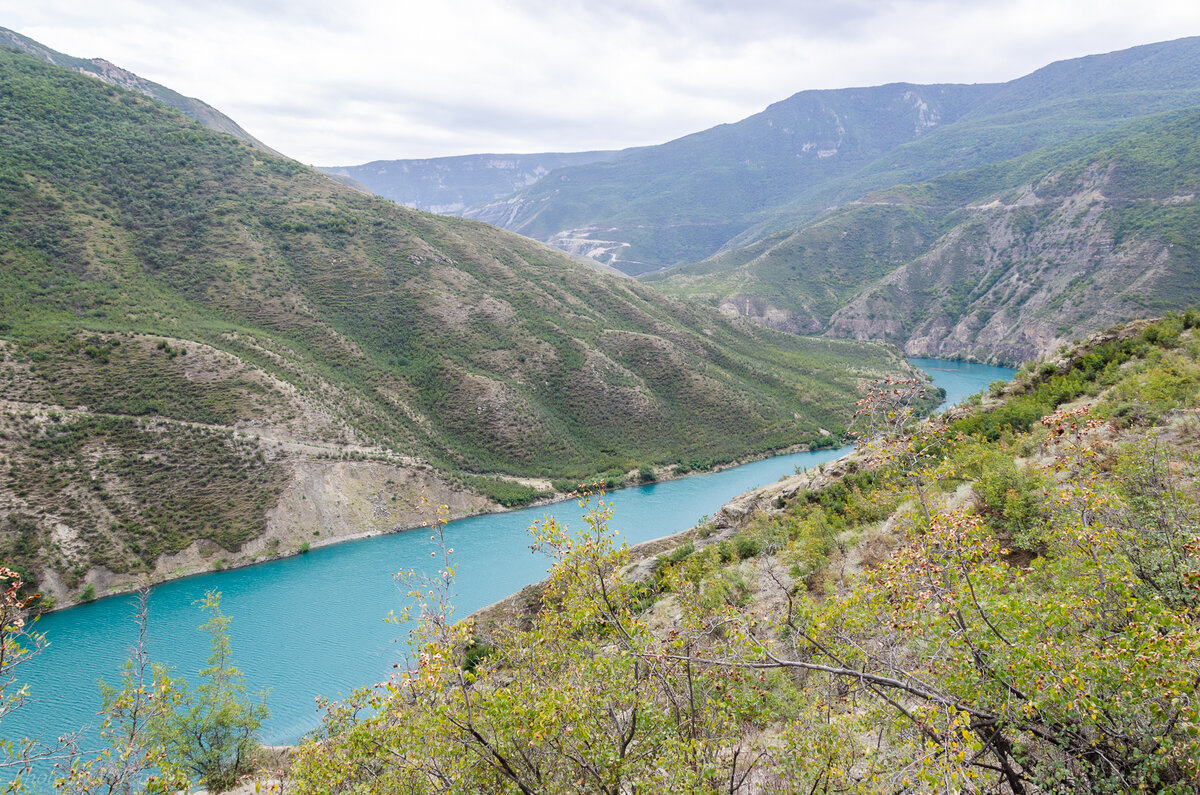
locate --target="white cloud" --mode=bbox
[3,0,1200,163]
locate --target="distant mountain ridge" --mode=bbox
[321,151,626,214]
[0,25,282,157]
[463,82,999,274]
[375,37,1200,276]
[0,44,912,604]
[651,106,1200,363]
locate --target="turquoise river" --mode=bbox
[3,358,1014,769]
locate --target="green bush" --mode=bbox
[466,476,547,508]
[734,534,761,560]
[462,638,495,673]
[975,460,1051,550]
[665,542,695,565]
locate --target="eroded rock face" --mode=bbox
[810,170,1182,364]
[718,294,823,334]
[0,335,496,608]
[66,459,493,607]
[262,460,490,553]
[674,154,1192,367]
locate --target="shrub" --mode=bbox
[467,476,546,507]
[152,592,267,792]
[462,639,494,673]
[974,460,1050,551]
[734,534,761,560]
[665,542,694,565]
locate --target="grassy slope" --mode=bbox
[0,48,913,596]
[0,26,278,155]
[0,47,910,474]
[650,107,1200,360]
[298,316,1200,792]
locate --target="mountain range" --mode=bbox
[456,37,1200,274]
[327,36,1200,363]
[6,25,1200,603]
[650,106,1200,362]
[0,41,909,604]
[320,151,626,214]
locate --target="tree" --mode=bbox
[150,592,267,793]
[1,567,77,794]
[55,588,188,795]
[290,494,774,793]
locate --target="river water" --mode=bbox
[2,358,1014,765]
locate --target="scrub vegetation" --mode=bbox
[284,317,1200,793]
[651,107,1200,364]
[0,45,912,599]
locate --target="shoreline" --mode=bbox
[35,359,950,614]
[35,436,847,615]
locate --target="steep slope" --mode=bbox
[293,317,1200,793]
[463,37,1200,275]
[0,25,281,156]
[652,107,1200,364]
[0,47,912,604]
[731,33,1200,245]
[321,151,625,214]
[464,83,995,274]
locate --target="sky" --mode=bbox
[3,1,1200,166]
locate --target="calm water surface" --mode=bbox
[4,358,1014,765]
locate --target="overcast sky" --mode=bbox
[3,1,1200,165]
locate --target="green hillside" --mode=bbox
[0,25,280,156]
[0,46,912,602]
[651,106,1200,363]
[288,315,1200,793]
[463,37,1200,275]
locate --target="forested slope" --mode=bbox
[0,47,909,604]
[653,107,1200,363]
[292,315,1200,794]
